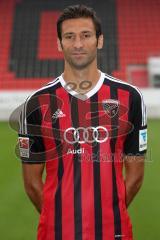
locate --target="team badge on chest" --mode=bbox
[102,99,119,118]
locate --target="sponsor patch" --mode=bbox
[102,99,119,118]
[18,137,29,158]
[139,129,147,151]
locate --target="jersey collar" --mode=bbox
[59,71,105,101]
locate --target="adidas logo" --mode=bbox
[52,109,66,119]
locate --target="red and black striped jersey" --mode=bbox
[18,71,147,240]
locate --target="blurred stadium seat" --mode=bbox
[0,0,160,89]
[0,0,118,89]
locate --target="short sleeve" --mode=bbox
[124,88,147,156]
[18,95,46,163]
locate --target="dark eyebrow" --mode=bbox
[81,31,93,34]
[63,30,93,36]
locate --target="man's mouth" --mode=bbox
[72,52,87,55]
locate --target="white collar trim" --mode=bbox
[59,71,105,100]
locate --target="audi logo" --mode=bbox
[64,126,109,144]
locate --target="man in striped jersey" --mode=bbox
[18,5,147,240]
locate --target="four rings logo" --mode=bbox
[64,126,109,144]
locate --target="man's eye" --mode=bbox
[65,35,73,39]
[84,34,91,38]
[82,33,93,38]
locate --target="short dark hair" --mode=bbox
[57,4,102,41]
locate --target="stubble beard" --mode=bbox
[64,49,97,70]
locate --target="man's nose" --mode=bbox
[73,36,83,48]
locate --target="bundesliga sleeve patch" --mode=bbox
[139,129,147,151]
[18,137,30,158]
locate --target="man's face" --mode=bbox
[57,18,103,70]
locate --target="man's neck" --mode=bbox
[62,67,101,94]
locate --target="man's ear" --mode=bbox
[57,38,63,52]
[97,34,103,49]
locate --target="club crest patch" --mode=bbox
[18,137,29,158]
[102,99,119,118]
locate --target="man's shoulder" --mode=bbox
[104,73,143,97]
[33,77,61,97]
[26,76,61,103]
